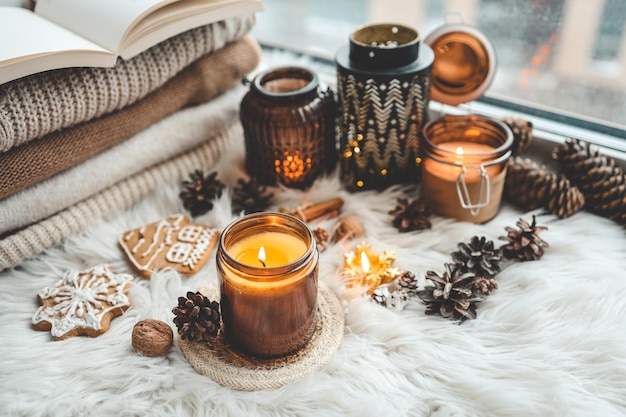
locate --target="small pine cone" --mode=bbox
[451,236,502,278]
[502,117,533,156]
[371,286,410,311]
[179,170,225,217]
[389,197,431,233]
[232,177,274,215]
[473,277,498,297]
[396,270,418,296]
[371,286,390,307]
[312,227,330,253]
[172,291,220,342]
[500,216,549,261]
[417,263,483,321]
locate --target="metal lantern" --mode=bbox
[335,23,434,190]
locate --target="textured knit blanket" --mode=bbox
[0,14,256,153]
[0,35,261,200]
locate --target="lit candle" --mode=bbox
[342,243,400,293]
[421,115,513,223]
[217,213,318,358]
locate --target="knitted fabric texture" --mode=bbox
[0,14,255,152]
[0,36,261,199]
[0,123,242,272]
[0,85,247,236]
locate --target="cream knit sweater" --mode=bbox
[0,13,255,152]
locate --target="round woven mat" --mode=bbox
[179,281,344,391]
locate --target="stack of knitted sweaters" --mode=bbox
[0,14,261,271]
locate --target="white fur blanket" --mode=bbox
[1,127,625,417]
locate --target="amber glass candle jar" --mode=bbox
[216,212,319,358]
[240,66,336,189]
[421,115,513,223]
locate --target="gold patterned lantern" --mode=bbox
[335,23,434,190]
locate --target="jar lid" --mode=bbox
[423,23,496,106]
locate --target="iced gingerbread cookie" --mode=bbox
[32,265,134,341]
[119,214,218,278]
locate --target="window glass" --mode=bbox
[254,0,626,136]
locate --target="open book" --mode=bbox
[0,0,263,84]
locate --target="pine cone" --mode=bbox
[505,157,585,218]
[396,270,418,296]
[371,286,410,311]
[501,116,534,156]
[312,227,330,253]
[232,177,274,215]
[417,263,483,321]
[179,170,225,217]
[172,291,220,342]
[389,197,431,232]
[451,236,502,278]
[553,138,626,226]
[473,277,498,297]
[500,216,549,261]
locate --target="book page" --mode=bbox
[0,7,114,84]
[120,0,263,58]
[34,0,179,53]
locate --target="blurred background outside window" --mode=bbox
[254,0,626,140]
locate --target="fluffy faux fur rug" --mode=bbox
[1,130,625,417]
[2,46,626,416]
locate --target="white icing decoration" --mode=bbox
[140,219,169,258]
[183,229,215,269]
[32,265,133,338]
[131,237,145,254]
[178,225,202,242]
[166,242,192,263]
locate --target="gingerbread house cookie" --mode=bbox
[32,265,134,341]
[119,214,218,278]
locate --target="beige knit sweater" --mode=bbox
[0,14,255,152]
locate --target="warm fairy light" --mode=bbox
[343,243,401,293]
[361,251,370,273]
[258,246,266,267]
[456,146,464,155]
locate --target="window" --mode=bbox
[254,0,626,142]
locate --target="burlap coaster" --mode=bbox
[179,281,344,391]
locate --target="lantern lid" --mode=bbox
[423,23,496,106]
[349,23,420,69]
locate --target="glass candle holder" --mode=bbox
[240,66,336,189]
[335,23,434,190]
[421,115,513,223]
[216,212,319,358]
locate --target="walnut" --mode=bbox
[132,319,173,357]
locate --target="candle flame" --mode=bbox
[456,146,464,155]
[258,246,266,267]
[361,251,370,274]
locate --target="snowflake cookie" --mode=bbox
[119,214,218,278]
[32,265,134,341]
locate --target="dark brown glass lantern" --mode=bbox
[240,67,337,189]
